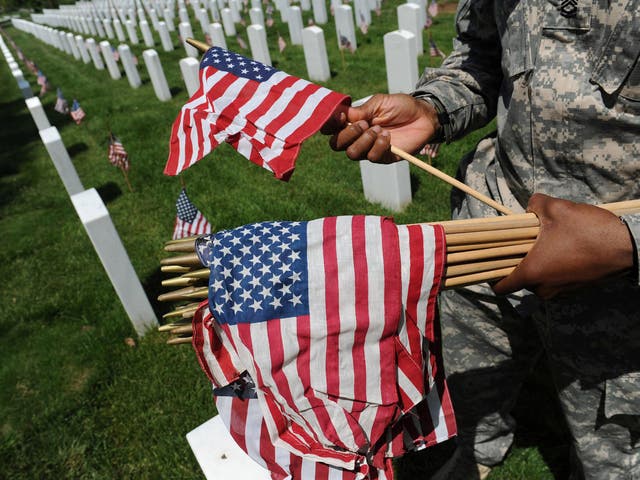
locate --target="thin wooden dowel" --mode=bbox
[170,325,193,335]
[165,234,199,245]
[162,303,200,319]
[445,257,522,277]
[432,213,538,234]
[161,265,193,274]
[158,320,190,332]
[447,243,532,264]
[446,226,539,246]
[390,145,514,216]
[598,199,640,211]
[443,266,517,289]
[161,276,205,288]
[167,336,193,345]
[165,241,198,252]
[158,286,208,302]
[447,239,534,253]
[160,252,202,266]
[183,268,210,279]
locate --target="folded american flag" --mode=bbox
[172,188,212,240]
[192,215,456,478]
[164,46,349,179]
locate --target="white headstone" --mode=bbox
[26,96,51,131]
[300,0,311,11]
[197,8,210,34]
[249,7,264,27]
[228,0,242,23]
[86,37,106,69]
[208,22,227,48]
[100,40,122,79]
[140,20,155,46]
[354,0,371,29]
[287,6,303,45]
[143,49,172,101]
[149,8,160,29]
[113,18,127,42]
[86,16,97,35]
[158,21,174,51]
[94,17,106,37]
[407,0,427,30]
[103,18,115,39]
[358,31,416,212]
[118,44,142,88]
[335,5,357,52]
[397,3,423,55]
[58,31,72,55]
[76,35,92,63]
[302,26,330,81]
[71,188,158,337]
[208,0,220,22]
[247,24,270,65]
[125,19,139,44]
[384,29,418,93]
[39,126,84,196]
[179,7,190,23]
[179,22,199,57]
[179,57,200,96]
[186,416,271,480]
[66,32,81,60]
[163,7,176,31]
[220,8,236,36]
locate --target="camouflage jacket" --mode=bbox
[413,0,640,281]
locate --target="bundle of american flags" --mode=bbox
[163,215,456,479]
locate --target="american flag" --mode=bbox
[54,88,69,114]
[70,99,86,125]
[428,0,439,17]
[111,45,120,62]
[429,37,446,58]
[108,133,129,171]
[235,34,248,50]
[164,46,349,179]
[339,34,355,53]
[277,33,286,53]
[359,13,369,34]
[193,216,455,478]
[172,188,212,240]
[36,70,50,96]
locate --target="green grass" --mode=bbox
[1,2,569,478]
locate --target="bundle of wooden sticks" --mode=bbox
[157,199,640,344]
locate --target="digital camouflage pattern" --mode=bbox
[412,1,640,478]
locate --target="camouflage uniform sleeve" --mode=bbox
[412,0,503,143]
[621,213,640,285]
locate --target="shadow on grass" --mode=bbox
[394,358,571,479]
[67,142,89,158]
[142,266,179,323]
[96,181,123,204]
[170,86,183,97]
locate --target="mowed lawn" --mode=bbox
[1,2,569,478]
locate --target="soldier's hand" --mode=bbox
[492,193,635,299]
[322,93,439,164]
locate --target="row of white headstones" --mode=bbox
[8,0,439,332]
[15,0,435,213]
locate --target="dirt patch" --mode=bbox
[439,1,458,13]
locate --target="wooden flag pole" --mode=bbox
[185,37,513,216]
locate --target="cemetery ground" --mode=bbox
[1,2,570,478]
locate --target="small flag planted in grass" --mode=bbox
[108,132,133,192]
[277,33,286,53]
[429,36,446,58]
[428,0,439,17]
[173,188,212,239]
[70,99,86,125]
[36,70,51,96]
[339,34,355,53]
[359,13,368,34]
[165,46,350,180]
[54,88,69,114]
[111,45,120,62]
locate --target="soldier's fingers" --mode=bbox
[366,129,395,164]
[329,120,370,152]
[345,125,386,161]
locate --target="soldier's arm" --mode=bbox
[412,0,503,143]
[620,213,640,285]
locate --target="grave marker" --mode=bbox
[143,49,172,101]
[39,126,84,196]
[86,37,106,69]
[125,19,140,44]
[140,20,155,47]
[335,5,357,52]
[179,57,200,96]
[398,3,423,55]
[179,22,199,57]
[26,96,51,131]
[103,18,115,39]
[113,18,127,42]
[118,44,142,88]
[302,26,330,81]
[247,24,270,65]
[220,8,236,36]
[208,22,227,48]
[158,21,174,51]
[75,35,92,63]
[287,6,303,45]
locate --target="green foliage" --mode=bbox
[0,2,567,478]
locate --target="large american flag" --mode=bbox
[192,216,455,478]
[164,46,349,179]
[173,188,212,240]
[108,133,129,171]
